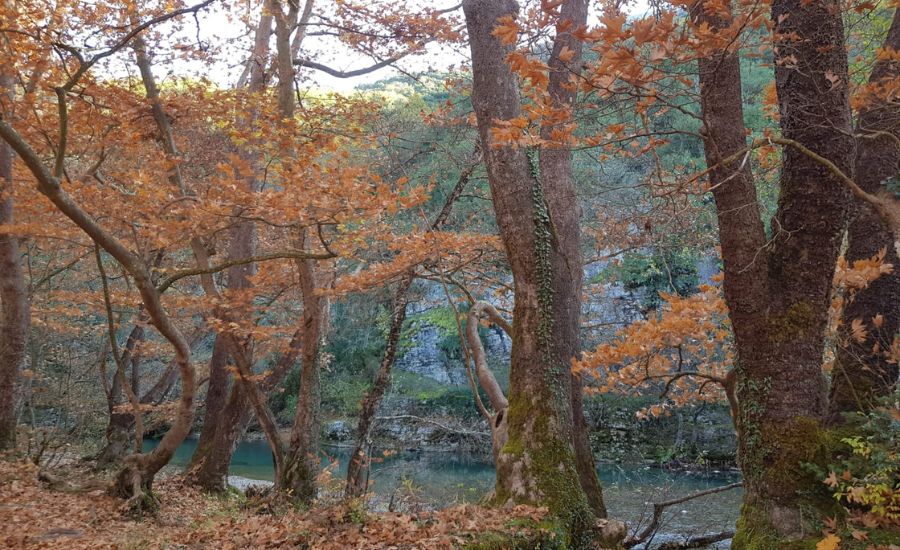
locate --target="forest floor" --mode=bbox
[0,458,550,549]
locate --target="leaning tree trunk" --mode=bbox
[693,0,855,543]
[345,278,411,497]
[191,327,303,491]
[464,0,611,544]
[828,9,900,423]
[345,149,477,498]
[0,70,29,452]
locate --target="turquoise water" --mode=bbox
[148,438,742,541]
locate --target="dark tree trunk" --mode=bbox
[0,72,29,452]
[693,0,855,543]
[189,327,302,491]
[345,278,411,497]
[345,149,476,498]
[185,335,230,477]
[464,0,610,543]
[282,231,326,503]
[828,10,900,422]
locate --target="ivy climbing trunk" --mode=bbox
[0,69,29,452]
[464,0,611,544]
[693,0,855,544]
[828,9,900,423]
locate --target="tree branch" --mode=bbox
[294,53,409,78]
[155,249,335,292]
[625,482,743,547]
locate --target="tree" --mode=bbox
[463,0,612,542]
[828,9,900,423]
[0,52,29,451]
[345,148,478,497]
[692,0,856,542]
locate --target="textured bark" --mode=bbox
[185,334,230,477]
[282,228,326,503]
[539,0,606,517]
[191,327,303,491]
[269,0,330,503]
[828,10,900,422]
[345,277,411,497]
[464,0,606,541]
[345,149,477,497]
[692,0,855,542]
[0,71,29,451]
[183,8,274,490]
[184,194,259,486]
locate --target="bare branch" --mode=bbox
[625,482,743,547]
[156,249,335,293]
[294,53,410,78]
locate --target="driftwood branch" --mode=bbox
[375,415,489,438]
[624,482,743,547]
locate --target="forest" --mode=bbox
[0,0,897,548]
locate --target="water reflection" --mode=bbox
[147,438,741,542]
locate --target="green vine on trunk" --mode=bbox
[527,147,561,401]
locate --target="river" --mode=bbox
[147,438,742,546]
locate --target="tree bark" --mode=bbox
[345,149,477,497]
[828,9,900,422]
[282,228,326,503]
[191,326,303,491]
[344,277,411,497]
[183,6,275,490]
[464,0,608,542]
[95,321,146,466]
[0,70,29,452]
[692,0,855,543]
[185,334,230,478]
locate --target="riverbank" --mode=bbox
[0,458,558,549]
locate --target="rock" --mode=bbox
[324,420,353,441]
[595,518,628,548]
[227,476,274,492]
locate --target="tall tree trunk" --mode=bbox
[0,70,29,452]
[185,334,230,480]
[282,229,326,503]
[183,9,274,491]
[539,0,606,517]
[693,0,855,543]
[828,10,900,422]
[269,0,330,504]
[345,278,411,497]
[464,0,610,543]
[345,149,477,497]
